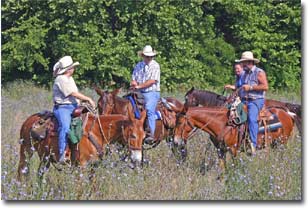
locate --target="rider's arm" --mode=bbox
[71,91,96,107]
[135,79,157,89]
[224,84,236,90]
[242,71,268,92]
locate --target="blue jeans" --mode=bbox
[53,104,77,156]
[142,91,160,137]
[244,99,264,148]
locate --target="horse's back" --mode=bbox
[269,107,294,138]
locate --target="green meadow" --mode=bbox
[1,81,301,200]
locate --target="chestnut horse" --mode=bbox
[17,108,146,180]
[184,87,301,134]
[94,87,184,148]
[173,106,295,168]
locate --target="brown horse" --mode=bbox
[184,87,301,133]
[94,87,184,148]
[17,108,146,180]
[173,106,295,167]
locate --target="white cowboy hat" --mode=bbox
[56,56,80,75]
[138,45,157,57]
[52,61,61,77]
[237,51,260,64]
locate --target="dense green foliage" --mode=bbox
[1,0,301,92]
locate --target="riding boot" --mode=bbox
[250,143,256,156]
[144,135,156,144]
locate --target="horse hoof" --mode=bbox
[128,162,135,169]
[142,158,150,166]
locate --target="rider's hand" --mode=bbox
[130,80,137,88]
[88,98,96,108]
[242,84,251,91]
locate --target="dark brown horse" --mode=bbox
[94,87,184,148]
[173,106,295,168]
[17,107,146,180]
[184,87,301,133]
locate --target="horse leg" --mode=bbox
[200,141,214,175]
[216,144,226,180]
[171,139,187,164]
[17,138,34,181]
[37,158,51,184]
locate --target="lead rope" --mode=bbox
[82,101,110,145]
[96,111,110,145]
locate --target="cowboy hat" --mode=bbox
[56,56,80,75]
[138,45,157,57]
[237,51,260,64]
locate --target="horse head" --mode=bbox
[95,87,120,115]
[184,87,198,108]
[124,109,147,162]
[173,109,194,146]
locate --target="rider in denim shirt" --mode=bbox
[239,51,269,155]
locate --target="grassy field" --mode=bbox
[1,81,302,200]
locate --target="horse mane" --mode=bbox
[192,88,227,107]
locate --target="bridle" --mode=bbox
[176,113,197,141]
[98,92,114,115]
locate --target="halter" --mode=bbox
[177,113,197,140]
[98,93,114,115]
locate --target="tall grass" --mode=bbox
[1,81,302,200]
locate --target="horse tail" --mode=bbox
[273,104,301,135]
[293,115,302,135]
[274,106,301,134]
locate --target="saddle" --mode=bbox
[30,106,86,141]
[123,92,145,119]
[30,111,57,140]
[258,108,275,121]
[159,98,176,129]
[227,97,247,126]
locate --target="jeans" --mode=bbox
[244,99,264,148]
[53,104,77,156]
[142,91,160,137]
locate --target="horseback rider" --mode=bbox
[52,55,96,163]
[224,61,245,99]
[238,51,269,154]
[130,45,161,144]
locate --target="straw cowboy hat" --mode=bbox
[138,45,157,57]
[237,51,260,64]
[54,56,80,76]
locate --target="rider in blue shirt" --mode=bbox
[224,62,245,98]
[239,51,269,155]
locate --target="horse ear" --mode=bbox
[94,86,104,96]
[112,88,121,96]
[185,86,195,97]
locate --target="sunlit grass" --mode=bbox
[1,81,302,200]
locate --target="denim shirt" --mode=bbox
[243,66,265,99]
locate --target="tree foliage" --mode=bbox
[1,0,301,92]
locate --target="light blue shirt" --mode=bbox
[132,60,160,92]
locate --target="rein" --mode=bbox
[180,106,228,141]
[81,102,110,158]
